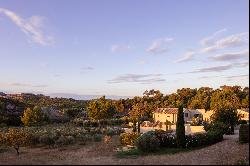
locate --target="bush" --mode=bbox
[239,124,249,143]
[154,129,176,148]
[135,131,160,152]
[238,120,247,125]
[0,132,5,146]
[55,136,75,146]
[119,132,140,146]
[6,128,31,155]
[204,121,228,134]
[93,134,102,142]
[185,131,223,148]
[39,134,55,146]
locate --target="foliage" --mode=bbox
[93,134,102,142]
[55,135,75,146]
[119,132,141,146]
[239,124,249,143]
[6,128,31,155]
[135,131,160,152]
[0,132,5,146]
[87,96,117,120]
[203,121,228,134]
[103,135,112,144]
[191,117,201,126]
[39,134,56,146]
[176,105,186,148]
[238,120,247,125]
[211,108,238,134]
[153,129,176,148]
[21,106,45,126]
[185,131,223,148]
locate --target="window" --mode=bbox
[185,113,188,117]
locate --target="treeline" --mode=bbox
[87,85,249,121]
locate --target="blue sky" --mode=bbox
[0,0,249,98]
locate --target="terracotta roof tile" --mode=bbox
[154,108,178,114]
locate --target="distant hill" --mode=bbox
[48,93,132,100]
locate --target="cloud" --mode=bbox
[111,44,130,52]
[200,28,227,46]
[81,66,94,70]
[10,83,31,87]
[107,74,165,84]
[201,32,249,53]
[231,61,249,68]
[191,64,233,73]
[146,38,173,54]
[174,51,195,63]
[209,49,249,62]
[224,74,249,81]
[80,66,95,74]
[0,8,54,46]
[9,83,48,88]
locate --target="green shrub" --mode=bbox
[204,121,228,134]
[55,136,75,145]
[76,135,88,145]
[239,124,249,143]
[135,131,160,152]
[185,131,223,148]
[39,135,55,146]
[93,134,102,142]
[154,130,176,148]
[238,120,247,125]
[119,132,140,146]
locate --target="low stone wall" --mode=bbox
[139,124,205,134]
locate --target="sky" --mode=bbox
[0,0,249,98]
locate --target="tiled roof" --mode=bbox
[154,108,178,114]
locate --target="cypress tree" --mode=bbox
[176,105,186,148]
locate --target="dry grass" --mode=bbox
[0,134,248,165]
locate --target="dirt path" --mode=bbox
[0,131,248,165]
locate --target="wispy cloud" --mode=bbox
[231,61,249,68]
[209,49,249,62]
[80,66,95,74]
[107,74,165,84]
[224,74,249,81]
[200,28,227,46]
[9,83,48,88]
[111,44,130,52]
[146,38,173,54]
[190,64,233,73]
[0,8,54,46]
[201,32,249,53]
[174,51,195,63]
[81,66,94,70]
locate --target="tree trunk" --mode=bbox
[137,121,140,133]
[14,145,19,156]
[132,121,136,132]
[231,125,234,134]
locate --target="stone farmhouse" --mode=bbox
[153,107,249,124]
